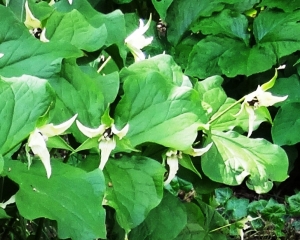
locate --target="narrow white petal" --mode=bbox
[99,138,116,170]
[40,114,77,137]
[0,195,16,209]
[24,0,41,29]
[187,142,213,157]
[40,28,49,42]
[28,130,51,178]
[257,92,288,107]
[68,0,73,4]
[0,53,4,58]
[164,155,179,185]
[246,106,256,137]
[112,124,129,139]
[76,120,106,138]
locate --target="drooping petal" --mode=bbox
[185,142,213,157]
[127,44,146,62]
[125,14,152,44]
[99,138,116,170]
[76,120,106,138]
[24,1,41,29]
[68,0,73,4]
[245,105,256,137]
[257,92,288,107]
[112,124,129,139]
[28,129,51,178]
[40,28,50,42]
[164,152,179,185]
[39,114,77,137]
[0,195,16,209]
[0,53,4,58]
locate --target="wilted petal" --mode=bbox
[112,124,129,140]
[0,195,16,209]
[24,1,41,29]
[164,152,179,186]
[99,138,116,170]
[39,114,77,138]
[76,120,106,138]
[28,129,51,178]
[185,142,213,157]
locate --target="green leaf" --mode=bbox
[4,159,106,240]
[191,9,250,44]
[48,59,106,141]
[47,136,74,151]
[104,155,165,232]
[45,10,107,52]
[151,0,173,19]
[180,155,202,178]
[129,191,187,239]
[194,199,228,240]
[254,9,300,58]
[202,130,289,193]
[287,192,300,216]
[272,102,300,146]
[0,155,4,175]
[259,0,300,12]
[166,0,234,45]
[215,187,233,205]
[115,57,207,150]
[0,208,10,219]
[0,5,82,78]
[174,202,205,240]
[261,198,286,220]
[0,75,54,155]
[225,197,249,220]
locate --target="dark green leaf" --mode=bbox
[104,155,165,232]
[129,191,187,240]
[4,160,106,240]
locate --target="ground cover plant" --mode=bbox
[0,0,300,239]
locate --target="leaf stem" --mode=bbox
[208,97,245,125]
[97,56,112,73]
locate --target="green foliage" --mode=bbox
[0,0,299,239]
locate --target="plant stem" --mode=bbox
[208,97,244,125]
[97,56,111,73]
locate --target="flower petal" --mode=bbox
[24,1,41,29]
[257,92,288,107]
[112,124,129,139]
[99,138,116,170]
[0,53,4,58]
[0,195,16,209]
[28,129,51,178]
[164,154,179,185]
[40,28,49,42]
[76,120,106,138]
[245,105,256,137]
[39,114,77,137]
[185,142,213,157]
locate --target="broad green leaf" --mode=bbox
[191,9,250,44]
[151,0,173,19]
[269,75,300,106]
[287,192,300,216]
[194,199,228,240]
[3,160,106,240]
[166,0,237,45]
[259,0,300,12]
[0,5,82,78]
[0,75,54,155]
[174,202,205,240]
[0,155,4,174]
[104,155,165,232]
[180,155,202,178]
[121,54,192,87]
[261,198,286,220]
[129,191,187,239]
[5,0,26,21]
[115,59,207,150]
[47,136,74,151]
[225,197,249,220]
[230,0,260,12]
[215,187,233,205]
[45,10,107,52]
[272,102,300,146]
[48,59,106,141]
[202,130,289,193]
[254,9,300,58]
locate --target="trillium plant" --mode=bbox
[0,0,298,239]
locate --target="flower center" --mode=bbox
[103,127,114,140]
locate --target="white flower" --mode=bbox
[28,114,77,178]
[24,1,41,29]
[0,53,4,58]
[76,121,129,170]
[125,14,153,62]
[0,195,16,209]
[164,143,213,185]
[235,86,287,137]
